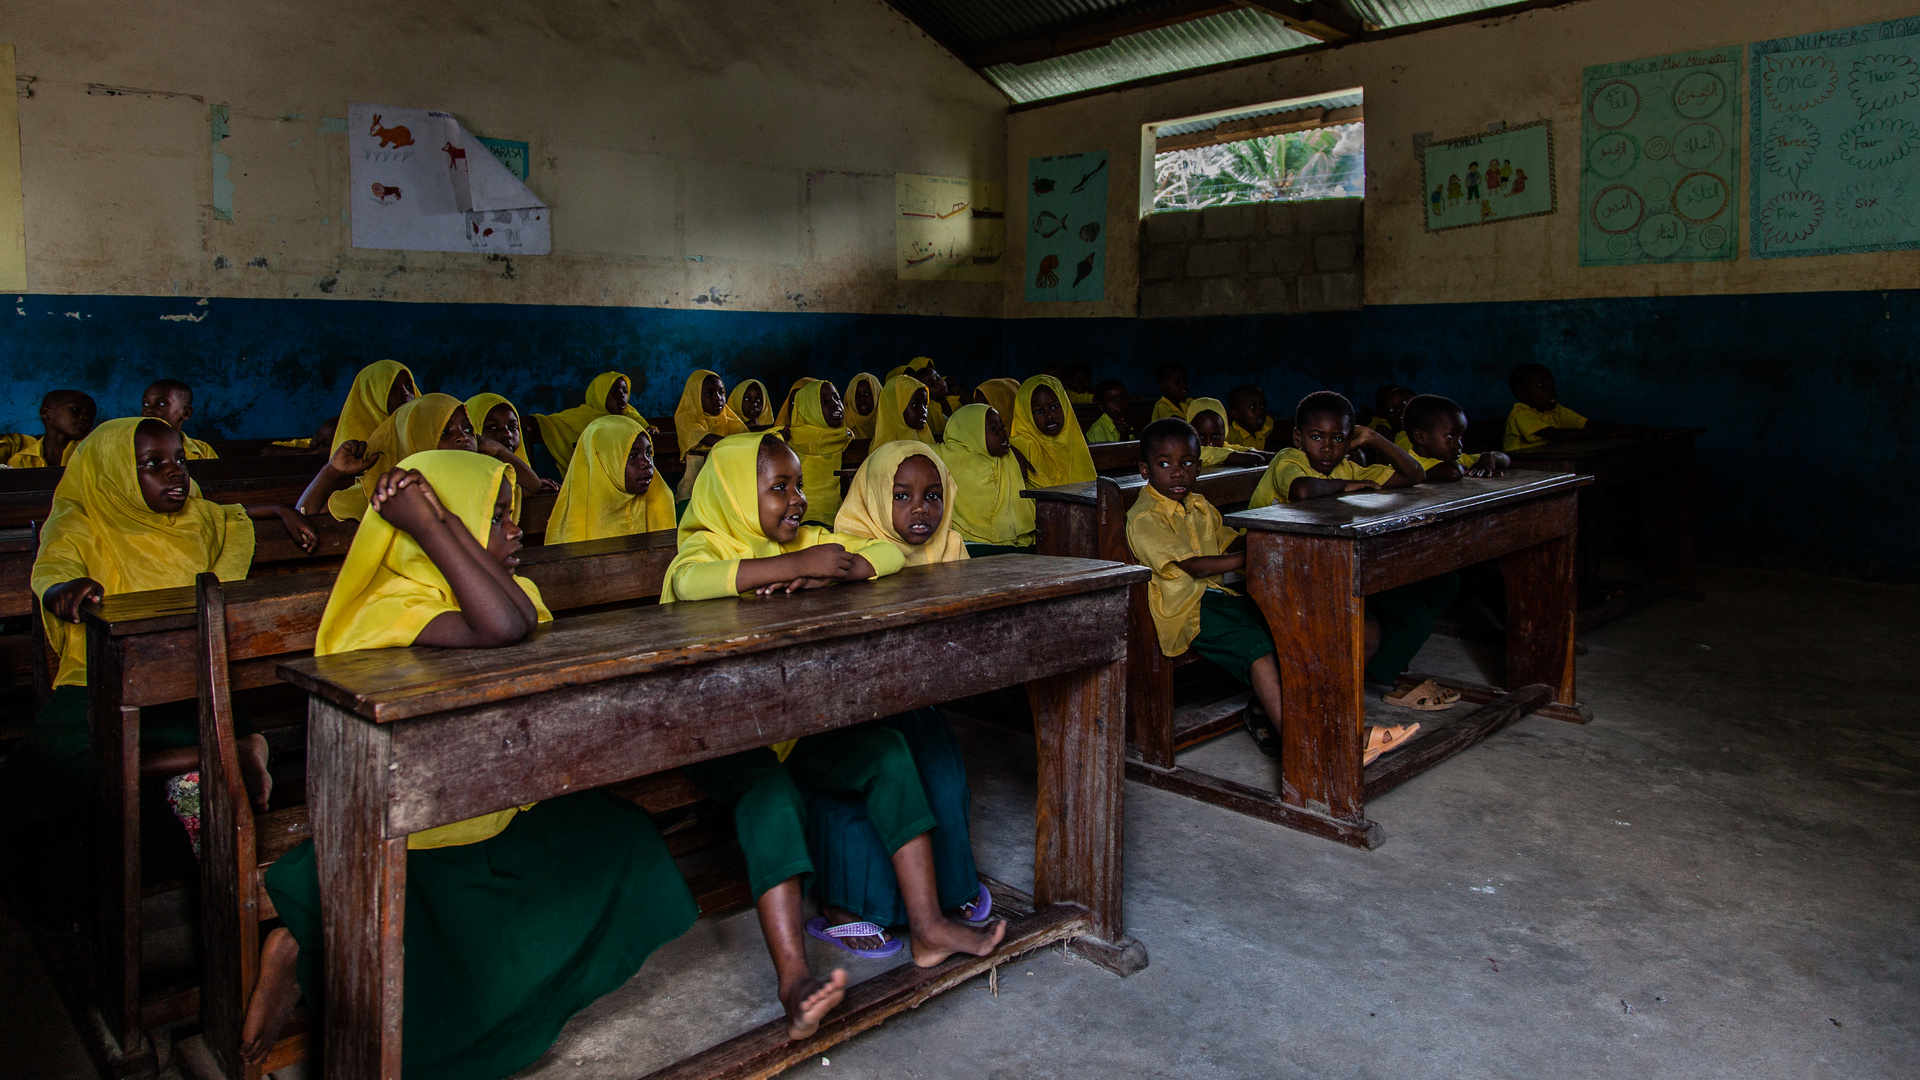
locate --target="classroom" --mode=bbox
[0,1,1914,1077]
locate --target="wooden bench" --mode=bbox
[1024,468,1268,771]
[0,456,327,530]
[278,555,1146,1080]
[1130,474,1593,849]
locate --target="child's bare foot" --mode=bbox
[910,916,1006,969]
[239,733,273,812]
[240,928,301,1064]
[780,968,847,1040]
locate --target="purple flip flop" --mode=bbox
[805,916,904,959]
[957,882,992,923]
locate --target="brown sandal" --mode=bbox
[1363,723,1421,765]
[1383,678,1461,711]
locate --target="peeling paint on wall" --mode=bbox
[209,104,235,221]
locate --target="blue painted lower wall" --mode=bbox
[5,289,1914,582]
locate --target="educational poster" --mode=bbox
[1025,150,1107,302]
[894,173,1004,281]
[1750,17,1920,258]
[347,102,550,255]
[1423,120,1555,231]
[478,137,530,181]
[1580,47,1741,265]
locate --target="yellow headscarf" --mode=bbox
[1010,374,1095,488]
[32,418,254,686]
[844,373,883,440]
[332,393,466,522]
[976,378,1020,423]
[727,379,771,428]
[316,450,551,848]
[774,378,812,429]
[835,441,967,566]
[1186,397,1229,428]
[937,404,1036,547]
[783,379,852,524]
[902,358,948,437]
[545,415,676,544]
[333,360,414,454]
[671,369,747,464]
[465,392,532,465]
[532,372,647,478]
[873,375,934,447]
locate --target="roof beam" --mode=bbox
[1155,103,1363,152]
[959,1,1243,69]
[1231,1,1364,41]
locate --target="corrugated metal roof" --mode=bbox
[886,0,1215,57]
[1345,0,1523,30]
[984,8,1316,104]
[1154,90,1363,137]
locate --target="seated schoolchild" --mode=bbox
[313,361,417,519]
[1370,384,1413,436]
[140,379,219,459]
[297,393,484,520]
[1009,374,1095,488]
[672,368,748,498]
[468,392,561,491]
[777,378,852,524]
[262,415,338,456]
[1227,384,1275,450]
[1504,362,1646,451]
[729,378,773,430]
[545,415,676,541]
[1395,394,1511,481]
[1085,378,1132,444]
[805,442,993,955]
[973,378,1020,425]
[6,389,97,468]
[1128,419,1418,765]
[843,372,882,440]
[938,403,1036,556]
[0,418,311,925]
[1061,360,1095,406]
[1149,361,1191,422]
[662,432,1005,1035]
[1249,391,1424,508]
[903,357,954,437]
[243,451,698,1078]
[1184,398,1272,467]
[530,371,649,480]
[875,374,936,446]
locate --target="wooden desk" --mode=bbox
[1088,440,1139,474]
[278,556,1147,1080]
[1507,428,1705,630]
[1124,474,1593,850]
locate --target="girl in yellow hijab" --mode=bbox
[974,378,1020,423]
[332,359,417,454]
[727,378,772,430]
[530,372,647,480]
[1009,374,1095,488]
[780,379,853,525]
[468,392,563,494]
[901,357,952,437]
[318,393,477,521]
[545,416,676,543]
[937,403,1036,553]
[1186,398,1270,468]
[670,369,747,500]
[872,375,934,448]
[250,450,697,1080]
[843,373,882,440]
[834,441,966,566]
[662,430,1002,1005]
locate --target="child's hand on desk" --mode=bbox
[328,439,381,477]
[539,478,561,491]
[276,506,318,552]
[44,577,105,623]
[369,468,447,532]
[1342,479,1383,493]
[1464,455,1508,478]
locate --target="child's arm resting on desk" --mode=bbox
[1349,426,1426,488]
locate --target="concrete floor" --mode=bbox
[4,567,1916,1079]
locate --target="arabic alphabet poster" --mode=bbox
[1750,17,1920,258]
[1422,120,1555,232]
[1025,150,1107,302]
[348,102,550,255]
[1580,47,1740,266]
[895,173,1004,281]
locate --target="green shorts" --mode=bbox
[1189,590,1277,686]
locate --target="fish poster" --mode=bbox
[1580,47,1741,266]
[1749,17,1920,258]
[348,102,550,255]
[895,173,1004,281]
[1025,150,1107,302]
[1422,120,1555,232]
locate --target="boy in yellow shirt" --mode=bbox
[1126,418,1419,764]
[1369,385,1412,435]
[1249,391,1424,507]
[6,390,97,468]
[1504,363,1644,451]
[1226,385,1275,450]
[1394,395,1511,480]
[1149,362,1190,422]
[1084,379,1132,443]
[140,379,220,459]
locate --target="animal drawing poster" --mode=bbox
[1580,47,1741,265]
[1749,17,1920,258]
[895,173,1004,281]
[348,103,550,255]
[1025,150,1107,302]
[1422,121,1555,231]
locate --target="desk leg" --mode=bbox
[1500,529,1578,708]
[310,697,407,1080]
[1030,657,1145,976]
[89,628,148,1064]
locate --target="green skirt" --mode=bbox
[1189,591,1277,686]
[264,791,697,1080]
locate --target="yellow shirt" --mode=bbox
[1504,402,1587,451]
[1249,447,1394,508]
[1393,432,1479,471]
[184,435,218,460]
[1228,416,1274,449]
[1368,416,1395,434]
[1199,444,1256,467]
[6,436,75,469]
[1066,389,1094,406]
[269,437,314,449]
[1085,414,1124,443]
[1125,485,1243,657]
[1150,396,1190,422]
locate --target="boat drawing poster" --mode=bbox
[895,173,1005,281]
[1026,150,1108,302]
[349,102,550,255]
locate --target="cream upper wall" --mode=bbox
[1005,0,1920,315]
[5,0,1008,315]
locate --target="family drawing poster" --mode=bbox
[1750,17,1920,258]
[1025,150,1107,302]
[1423,120,1555,231]
[1581,48,1740,265]
[895,173,1005,282]
[348,102,550,255]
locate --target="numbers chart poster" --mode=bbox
[1750,17,1920,258]
[1422,121,1556,231]
[1025,150,1107,302]
[1581,48,1740,265]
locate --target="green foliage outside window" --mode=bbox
[1153,122,1364,210]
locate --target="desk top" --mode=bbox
[1507,427,1705,462]
[1225,472,1588,538]
[1024,465,1266,506]
[279,555,1145,723]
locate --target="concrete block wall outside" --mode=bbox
[1139,197,1363,317]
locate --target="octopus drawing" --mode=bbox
[1035,254,1060,288]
